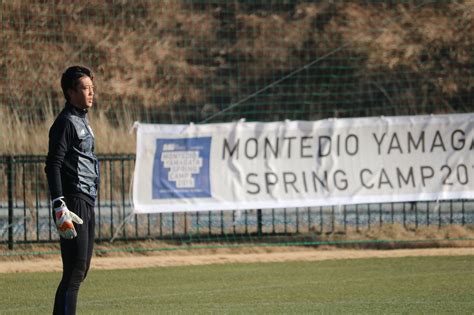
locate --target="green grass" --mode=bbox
[1,256,474,314]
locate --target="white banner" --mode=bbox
[133,114,474,213]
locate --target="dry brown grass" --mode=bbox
[1,1,473,154]
[0,107,135,154]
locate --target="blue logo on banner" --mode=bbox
[152,137,212,199]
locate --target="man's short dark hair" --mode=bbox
[61,66,94,101]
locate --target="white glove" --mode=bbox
[53,197,83,239]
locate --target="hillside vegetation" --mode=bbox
[1,1,472,154]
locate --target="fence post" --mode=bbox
[7,156,14,250]
[257,209,262,238]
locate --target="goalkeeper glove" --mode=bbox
[52,197,83,239]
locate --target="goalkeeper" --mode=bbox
[45,66,100,315]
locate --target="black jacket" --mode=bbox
[45,103,100,205]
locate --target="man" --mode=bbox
[45,65,100,315]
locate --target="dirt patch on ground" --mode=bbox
[1,247,473,273]
[2,225,473,273]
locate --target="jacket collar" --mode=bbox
[65,102,88,118]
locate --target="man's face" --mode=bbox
[68,76,94,110]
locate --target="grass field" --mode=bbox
[1,256,473,314]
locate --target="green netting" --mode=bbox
[1,1,473,154]
[1,1,473,250]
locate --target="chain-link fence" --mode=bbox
[2,1,473,154]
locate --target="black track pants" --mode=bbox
[53,197,95,315]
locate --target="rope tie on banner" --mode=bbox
[433,198,441,213]
[130,121,140,134]
[110,212,134,243]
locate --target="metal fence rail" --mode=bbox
[1,155,473,249]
